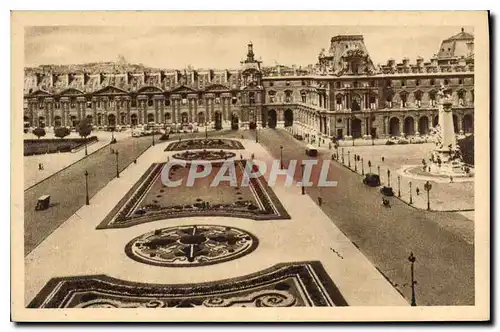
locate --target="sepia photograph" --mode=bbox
[10,11,490,322]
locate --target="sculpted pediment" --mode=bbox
[59,88,84,96]
[94,85,129,95]
[137,86,164,94]
[28,89,52,97]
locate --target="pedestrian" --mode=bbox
[329,142,332,150]
[38,163,42,171]
[381,156,385,162]
[251,153,255,160]
[240,154,243,160]
[318,196,323,206]
[450,175,453,183]
[428,166,431,172]
[416,187,420,196]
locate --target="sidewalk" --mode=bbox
[25,138,408,307]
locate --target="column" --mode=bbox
[414,117,419,135]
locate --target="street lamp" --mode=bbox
[398,175,401,197]
[408,252,417,306]
[377,165,380,176]
[115,150,120,178]
[84,170,89,205]
[348,151,351,168]
[152,127,155,146]
[424,181,432,211]
[368,160,372,173]
[387,169,391,187]
[280,146,283,169]
[409,181,413,204]
[354,154,358,172]
[361,157,365,175]
[301,163,305,195]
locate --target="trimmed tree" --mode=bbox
[54,126,71,139]
[77,118,93,156]
[32,127,46,140]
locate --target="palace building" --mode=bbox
[23,28,474,140]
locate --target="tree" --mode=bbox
[54,126,71,139]
[32,127,46,140]
[77,118,93,156]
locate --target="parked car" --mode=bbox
[132,128,144,137]
[380,186,394,196]
[305,145,318,157]
[410,136,425,144]
[363,173,381,187]
[398,138,409,144]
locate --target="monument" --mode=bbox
[428,84,469,176]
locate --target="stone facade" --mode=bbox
[23,29,475,139]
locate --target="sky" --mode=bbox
[24,25,472,69]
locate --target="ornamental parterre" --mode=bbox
[28,261,348,308]
[165,139,244,152]
[125,225,259,267]
[97,161,290,229]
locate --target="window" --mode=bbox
[430,79,435,86]
[386,94,393,108]
[401,80,406,87]
[400,93,408,107]
[416,80,420,86]
[285,90,293,103]
[444,79,449,85]
[301,80,306,86]
[301,91,307,103]
[336,95,343,111]
[131,98,137,107]
[429,91,437,107]
[148,99,154,107]
[268,91,276,103]
[459,79,463,85]
[414,91,422,107]
[165,99,171,107]
[458,91,465,106]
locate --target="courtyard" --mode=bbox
[24,135,407,308]
[24,129,475,308]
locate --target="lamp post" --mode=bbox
[408,252,417,306]
[256,125,259,143]
[361,157,364,175]
[348,151,351,168]
[409,181,413,204]
[424,181,432,210]
[84,170,89,205]
[152,126,155,146]
[280,146,283,169]
[377,165,380,176]
[301,163,305,195]
[368,160,372,173]
[398,175,401,197]
[354,154,358,172]
[387,169,391,187]
[115,150,120,178]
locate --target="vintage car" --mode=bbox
[305,145,318,157]
[363,173,381,187]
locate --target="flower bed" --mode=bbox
[24,136,98,156]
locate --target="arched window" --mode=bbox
[284,90,293,103]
